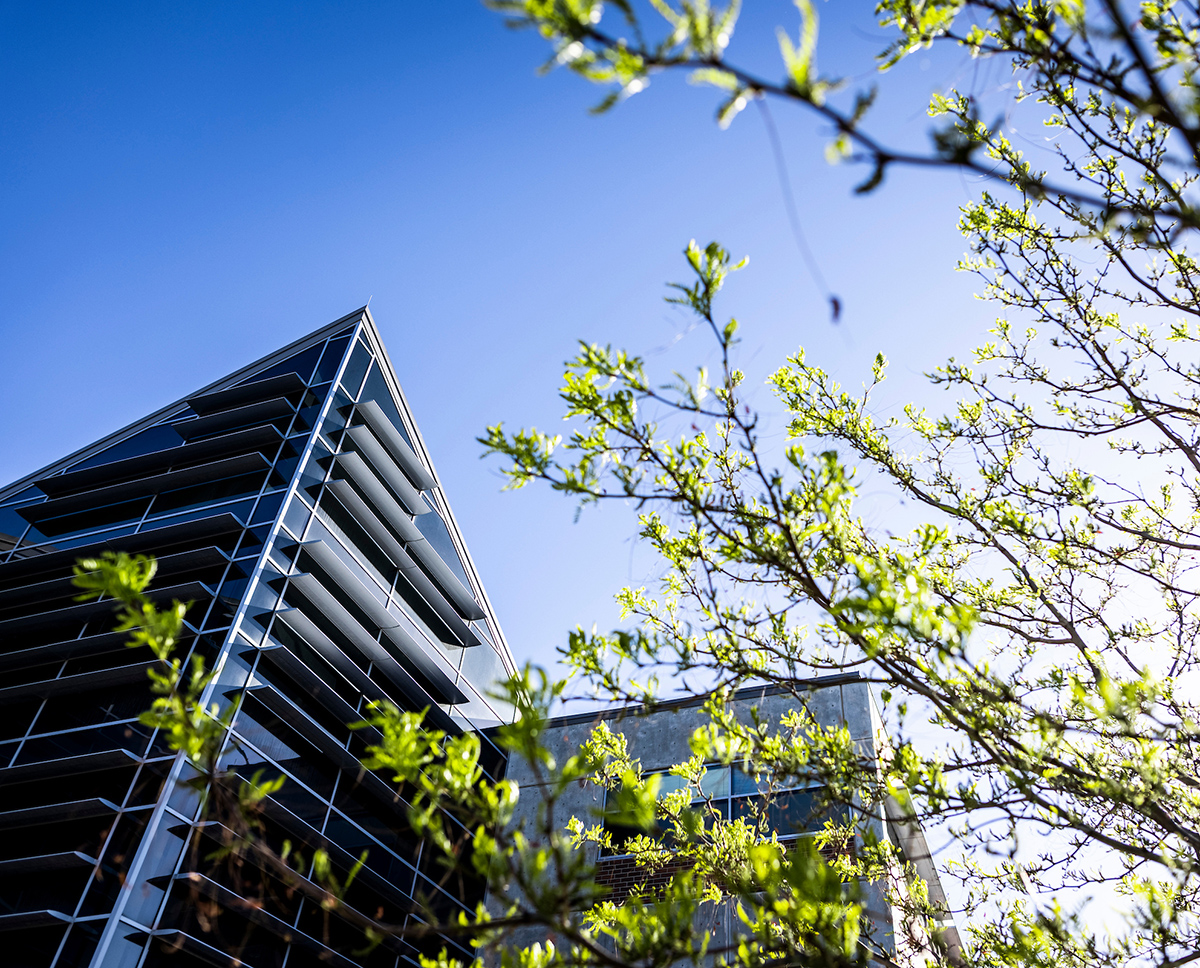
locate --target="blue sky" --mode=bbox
[0,2,1002,674]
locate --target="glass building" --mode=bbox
[0,309,516,968]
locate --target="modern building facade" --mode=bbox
[0,310,516,968]
[500,677,962,967]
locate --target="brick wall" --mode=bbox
[595,838,855,904]
[594,854,693,903]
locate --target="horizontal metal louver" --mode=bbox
[0,580,212,639]
[187,371,306,416]
[0,660,157,703]
[341,427,430,515]
[177,836,413,960]
[286,573,461,707]
[243,687,361,773]
[0,546,228,613]
[325,463,484,622]
[0,910,74,931]
[37,425,283,498]
[0,749,141,786]
[19,453,271,524]
[0,512,243,587]
[251,644,365,739]
[251,796,419,909]
[379,624,467,705]
[298,540,397,630]
[0,630,133,673]
[272,607,460,733]
[298,541,468,702]
[173,396,294,441]
[330,454,423,539]
[354,400,437,490]
[403,537,485,622]
[323,481,482,643]
[170,872,360,968]
[272,608,388,704]
[0,798,120,830]
[0,852,97,875]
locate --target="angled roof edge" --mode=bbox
[356,309,516,674]
[0,308,368,504]
[533,673,867,730]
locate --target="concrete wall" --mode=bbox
[489,676,950,965]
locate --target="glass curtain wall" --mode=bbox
[0,310,515,968]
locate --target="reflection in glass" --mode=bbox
[339,340,373,400]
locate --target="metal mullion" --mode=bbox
[9,693,51,766]
[134,482,157,532]
[63,758,157,929]
[84,322,443,968]
[45,916,75,968]
[0,517,32,564]
[318,769,341,860]
[86,332,363,967]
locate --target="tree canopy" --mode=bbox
[97,3,1200,967]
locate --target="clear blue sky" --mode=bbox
[0,2,999,674]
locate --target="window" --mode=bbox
[602,764,838,857]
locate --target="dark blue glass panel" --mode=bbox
[732,787,843,838]
[0,698,40,742]
[281,494,311,540]
[0,503,31,558]
[340,339,373,399]
[240,341,325,386]
[297,384,332,432]
[414,510,471,586]
[66,425,183,472]
[298,442,331,496]
[321,387,355,442]
[234,525,271,558]
[3,923,69,966]
[358,362,413,446]
[55,916,104,964]
[731,765,759,796]
[217,576,249,605]
[0,486,41,505]
[250,490,285,526]
[313,334,353,384]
